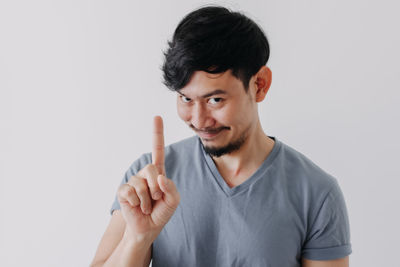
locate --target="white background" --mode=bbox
[1,0,399,266]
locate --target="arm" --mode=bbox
[302,179,352,265]
[90,209,152,267]
[302,256,349,267]
[91,116,179,267]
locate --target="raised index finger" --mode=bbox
[152,115,165,175]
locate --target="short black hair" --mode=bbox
[161,5,270,92]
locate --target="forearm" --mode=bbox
[101,234,152,267]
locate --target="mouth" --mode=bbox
[196,129,224,140]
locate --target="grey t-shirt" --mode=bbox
[110,135,352,266]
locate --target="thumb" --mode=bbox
[151,175,180,227]
[158,174,169,192]
[157,174,180,207]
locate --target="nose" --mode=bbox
[191,102,214,130]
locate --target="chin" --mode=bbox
[202,134,246,158]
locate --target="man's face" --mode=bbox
[177,69,259,157]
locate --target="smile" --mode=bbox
[197,129,223,140]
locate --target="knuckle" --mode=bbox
[125,185,135,197]
[138,165,158,180]
[117,184,129,195]
[147,164,158,173]
[153,144,164,151]
[143,164,151,172]
[172,197,180,208]
[125,185,135,196]
[135,184,148,195]
[128,175,140,183]
[144,164,156,172]
[117,185,124,195]
[172,191,181,206]
[117,184,136,203]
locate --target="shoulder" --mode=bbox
[276,138,339,197]
[274,139,350,242]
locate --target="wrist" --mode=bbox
[122,229,155,249]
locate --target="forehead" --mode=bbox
[179,70,243,97]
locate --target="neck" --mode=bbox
[211,120,275,177]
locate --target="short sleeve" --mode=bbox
[302,179,352,260]
[109,153,152,216]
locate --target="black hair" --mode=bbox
[161,5,270,92]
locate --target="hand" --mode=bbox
[117,116,180,244]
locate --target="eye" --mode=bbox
[180,95,191,103]
[208,98,223,105]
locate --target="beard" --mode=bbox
[201,126,250,158]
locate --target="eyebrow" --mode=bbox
[178,89,227,98]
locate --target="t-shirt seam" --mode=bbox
[303,242,351,250]
[305,178,337,244]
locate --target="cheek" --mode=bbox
[218,105,236,122]
[222,101,249,126]
[177,103,190,121]
[214,109,229,123]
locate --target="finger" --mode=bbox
[117,183,140,207]
[157,175,180,208]
[129,177,153,215]
[139,164,163,200]
[152,115,165,175]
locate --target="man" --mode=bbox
[90,5,352,267]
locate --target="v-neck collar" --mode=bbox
[199,135,282,197]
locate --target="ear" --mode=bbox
[254,66,272,102]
